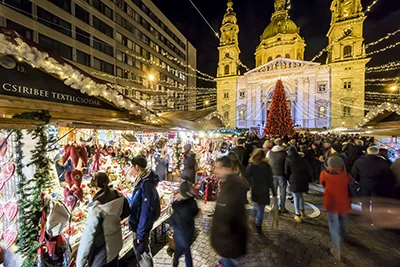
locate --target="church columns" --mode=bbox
[295,79,304,127]
[308,77,316,128]
[303,78,310,128]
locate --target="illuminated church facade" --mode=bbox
[216,0,370,131]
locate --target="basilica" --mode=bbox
[216,0,370,131]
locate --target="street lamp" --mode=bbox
[148,74,155,82]
[203,99,210,109]
[389,84,399,102]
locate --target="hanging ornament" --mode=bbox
[0,138,7,157]
[4,227,18,249]
[4,199,18,222]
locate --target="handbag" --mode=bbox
[46,199,71,238]
[348,175,361,198]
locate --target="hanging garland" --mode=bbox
[173,138,183,171]
[13,110,53,267]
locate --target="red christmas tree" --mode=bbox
[264,79,295,136]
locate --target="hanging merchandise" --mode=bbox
[4,227,18,249]
[0,138,7,157]
[4,199,18,222]
[0,162,15,190]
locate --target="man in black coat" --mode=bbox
[211,156,248,266]
[352,146,396,217]
[231,137,250,169]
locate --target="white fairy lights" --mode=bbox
[356,102,400,128]
[0,33,158,121]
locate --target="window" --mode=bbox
[267,56,272,62]
[92,0,113,19]
[5,0,32,18]
[37,7,71,36]
[116,67,127,78]
[116,32,123,44]
[224,92,229,99]
[343,106,351,117]
[76,28,90,46]
[343,45,352,58]
[94,57,114,75]
[38,34,72,59]
[239,110,245,120]
[224,65,230,75]
[239,91,245,99]
[223,111,229,119]
[93,37,113,56]
[50,0,71,13]
[75,4,89,24]
[318,83,327,93]
[276,54,281,58]
[318,106,326,118]
[285,54,290,59]
[116,50,125,62]
[93,16,113,38]
[343,81,352,89]
[76,50,90,66]
[6,20,33,39]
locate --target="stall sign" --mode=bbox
[0,57,119,110]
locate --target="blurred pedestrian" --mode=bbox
[77,173,130,267]
[267,139,288,213]
[169,181,199,267]
[212,156,248,267]
[181,144,197,185]
[285,146,312,223]
[320,157,351,261]
[246,149,277,234]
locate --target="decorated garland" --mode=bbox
[173,139,183,171]
[14,110,53,267]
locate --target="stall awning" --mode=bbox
[158,109,228,130]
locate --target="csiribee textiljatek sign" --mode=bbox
[0,56,119,110]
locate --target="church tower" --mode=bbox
[327,0,370,127]
[216,0,240,128]
[255,0,306,67]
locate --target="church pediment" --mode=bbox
[244,58,321,75]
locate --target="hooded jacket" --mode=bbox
[76,189,130,267]
[129,170,160,241]
[320,168,352,214]
[267,145,287,176]
[211,174,248,259]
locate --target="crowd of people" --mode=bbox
[75,131,399,267]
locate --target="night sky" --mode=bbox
[152,0,400,92]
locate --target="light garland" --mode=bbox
[365,77,400,83]
[366,41,400,56]
[356,102,400,127]
[0,34,160,121]
[365,0,380,14]
[366,28,400,49]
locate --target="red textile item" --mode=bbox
[64,187,77,210]
[61,145,71,164]
[69,145,80,168]
[65,171,73,187]
[320,168,352,215]
[78,145,88,166]
[71,169,83,188]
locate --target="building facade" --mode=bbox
[216,0,369,130]
[0,0,197,111]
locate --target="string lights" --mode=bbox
[0,33,160,121]
[365,28,400,49]
[356,102,400,128]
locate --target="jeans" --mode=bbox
[292,192,304,215]
[327,213,347,253]
[173,229,193,267]
[256,204,266,227]
[273,175,287,209]
[100,256,118,267]
[220,257,239,267]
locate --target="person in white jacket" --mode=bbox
[76,173,130,267]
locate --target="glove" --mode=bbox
[134,239,145,255]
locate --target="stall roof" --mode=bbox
[158,109,228,130]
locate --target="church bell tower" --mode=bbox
[216,0,240,128]
[327,0,370,128]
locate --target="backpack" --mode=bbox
[150,184,161,222]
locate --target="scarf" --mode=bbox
[133,168,151,188]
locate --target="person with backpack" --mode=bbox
[129,155,161,266]
[76,173,130,267]
[169,181,199,267]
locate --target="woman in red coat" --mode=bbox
[320,156,351,261]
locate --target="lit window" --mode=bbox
[239,110,245,120]
[318,106,325,118]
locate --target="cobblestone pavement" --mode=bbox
[153,190,400,267]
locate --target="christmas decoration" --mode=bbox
[0,138,7,157]
[264,80,295,136]
[4,199,18,222]
[356,102,400,127]
[4,227,18,249]
[13,110,54,267]
[0,162,16,186]
[173,139,183,171]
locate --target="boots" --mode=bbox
[330,248,341,261]
[294,215,302,223]
[300,210,306,218]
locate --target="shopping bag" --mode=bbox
[137,252,154,267]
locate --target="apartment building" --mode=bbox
[0,0,197,111]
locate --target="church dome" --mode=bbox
[261,18,300,40]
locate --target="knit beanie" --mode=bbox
[287,146,298,155]
[327,156,345,169]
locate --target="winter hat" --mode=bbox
[331,143,342,153]
[327,156,345,169]
[180,181,195,199]
[287,146,298,155]
[184,144,192,152]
